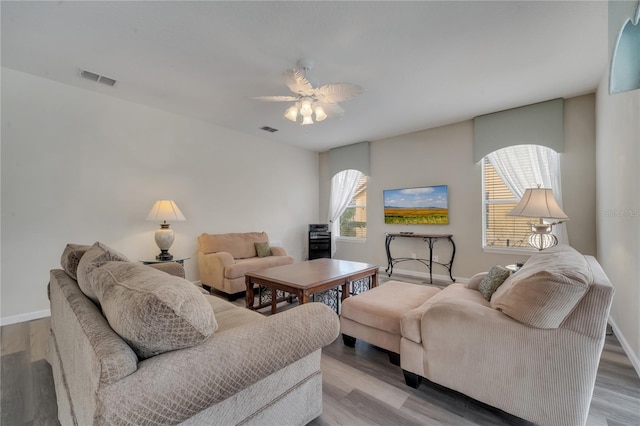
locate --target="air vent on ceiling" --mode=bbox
[260,126,279,133]
[80,69,117,87]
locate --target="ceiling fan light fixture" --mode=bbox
[314,105,327,121]
[300,98,313,117]
[284,105,298,122]
[301,115,314,125]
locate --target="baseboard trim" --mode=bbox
[609,317,640,377]
[1,309,51,326]
[377,267,468,284]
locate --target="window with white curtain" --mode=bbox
[328,169,367,256]
[339,172,367,239]
[482,144,567,251]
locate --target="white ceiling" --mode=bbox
[1,1,608,152]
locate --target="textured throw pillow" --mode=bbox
[478,266,511,301]
[60,243,91,280]
[89,261,217,359]
[491,245,593,329]
[76,242,129,304]
[255,241,272,258]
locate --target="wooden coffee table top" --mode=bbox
[245,258,378,290]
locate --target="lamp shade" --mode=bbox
[507,187,568,220]
[145,200,186,223]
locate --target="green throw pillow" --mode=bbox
[479,265,511,301]
[255,242,272,258]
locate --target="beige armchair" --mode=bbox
[198,232,293,299]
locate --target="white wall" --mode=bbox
[320,94,597,280]
[1,68,319,322]
[596,74,640,372]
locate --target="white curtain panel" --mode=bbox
[486,145,568,244]
[328,169,362,256]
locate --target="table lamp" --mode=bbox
[146,200,186,260]
[507,186,568,250]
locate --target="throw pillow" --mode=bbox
[76,242,129,304]
[491,245,593,329]
[89,261,217,359]
[255,242,272,258]
[60,243,91,280]
[478,266,511,301]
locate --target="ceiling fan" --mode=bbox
[252,59,364,125]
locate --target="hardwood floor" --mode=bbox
[2,286,639,425]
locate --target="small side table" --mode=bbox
[140,257,190,266]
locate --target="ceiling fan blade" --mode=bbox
[321,102,345,117]
[251,95,299,102]
[315,83,364,103]
[283,69,314,96]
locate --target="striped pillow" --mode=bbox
[491,245,592,329]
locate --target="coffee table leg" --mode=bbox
[271,288,277,315]
[341,283,349,302]
[371,270,379,288]
[245,277,254,310]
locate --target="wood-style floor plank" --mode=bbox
[2,310,639,426]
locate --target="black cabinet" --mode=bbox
[309,224,331,260]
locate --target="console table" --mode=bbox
[384,233,456,283]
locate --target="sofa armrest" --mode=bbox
[95,302,339,424]
[270,246,287,256]
[465,272,487,290]
[198,251,234,287]
[147,262,185,278]
[419,296,603,426]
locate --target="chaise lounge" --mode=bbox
[340,245,614,426]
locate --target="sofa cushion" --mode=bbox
[225,256,294,280]
[255,242,272,258]
[60,243,91,279]
[199,232,269,259]
[342,281,440,336]
[89,261,217,359]
[76,242,129,304]
[479,265,511,301]
[490,245,593,329]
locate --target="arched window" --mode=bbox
[328,170,367,255]
[482,145,567,251]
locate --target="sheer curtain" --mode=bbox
[328,169,362,256]
[486,145,568,244]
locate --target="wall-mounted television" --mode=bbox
[383,185,449,225]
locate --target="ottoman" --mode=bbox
[340,280,441,365]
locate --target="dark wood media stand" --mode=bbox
[384,233,456,283]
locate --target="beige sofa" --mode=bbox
[341,245,614,426]
[198,232,294,299]
[48,242,339,425]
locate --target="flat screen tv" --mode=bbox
[383,185,449,225]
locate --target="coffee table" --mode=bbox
[245,258,379,314]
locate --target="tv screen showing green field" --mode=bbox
[383,185,449,225]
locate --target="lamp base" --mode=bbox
[156,250,174,261]
[527,232,558,251]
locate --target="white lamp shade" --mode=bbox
[315,105,327,121]
[284,105,298,122]
[146,200,186,223]
[507,188,568,220]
